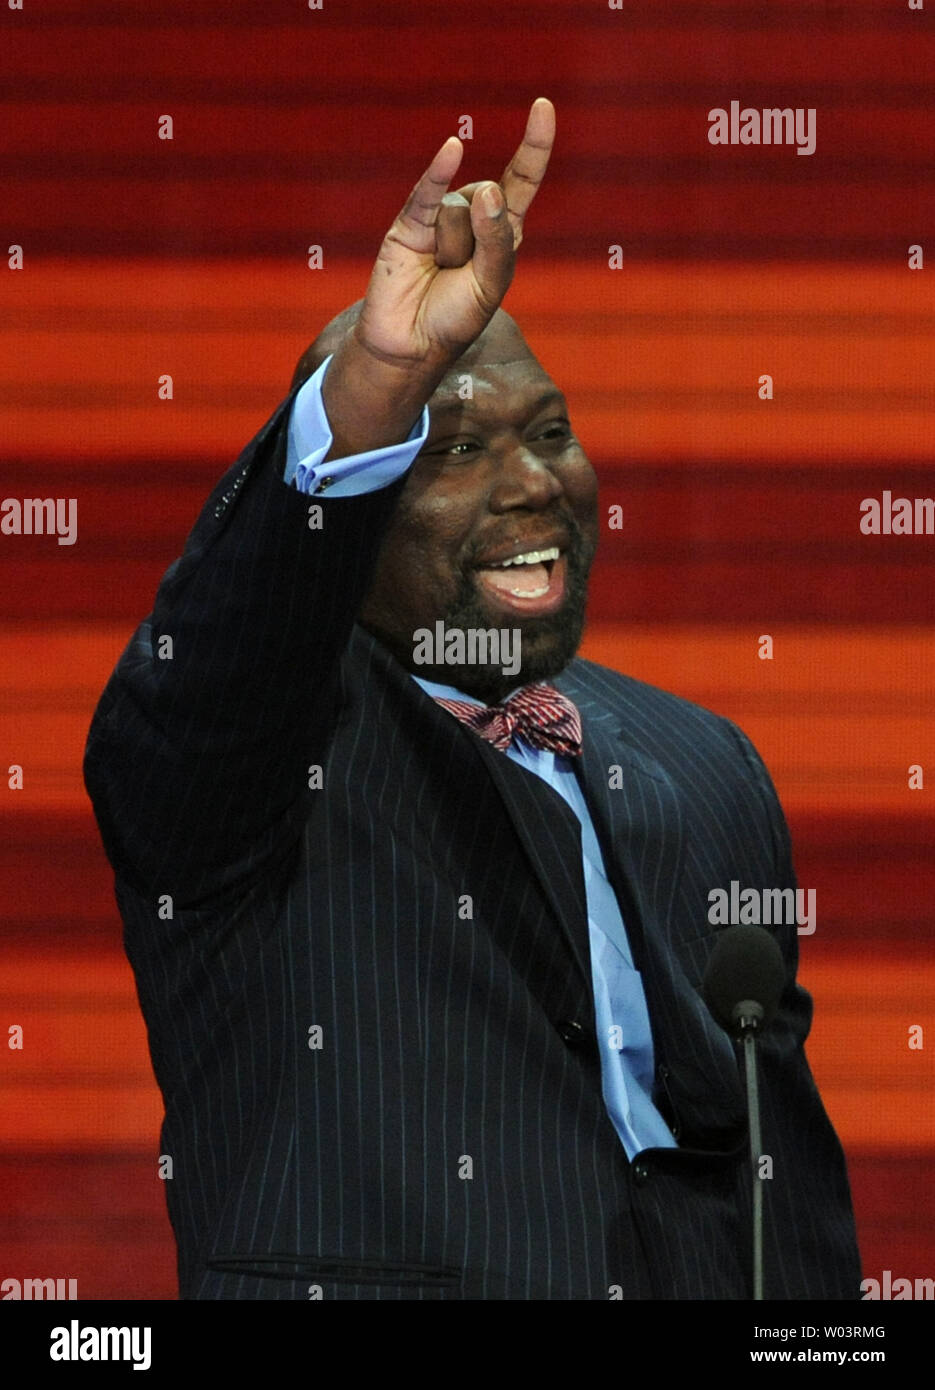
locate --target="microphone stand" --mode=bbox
[703,924,787,1302]
[734,1001,766,1301]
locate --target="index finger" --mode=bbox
[392,135,465,253]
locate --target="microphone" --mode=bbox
[703,925,786,1301]
[703,923,785,1035]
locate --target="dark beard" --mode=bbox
[410,516,594,704]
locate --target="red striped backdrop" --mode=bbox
[1,0,932,1298]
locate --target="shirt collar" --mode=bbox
[411,674,524,706]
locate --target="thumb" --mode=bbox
[469,182,515,311]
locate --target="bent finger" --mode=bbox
[435,192,474,268]
[468,182,516,310]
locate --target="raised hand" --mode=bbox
[320,99,554,459]
[355,97,555,369]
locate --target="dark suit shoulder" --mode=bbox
[562,655,739,748]
[562,655,790,878]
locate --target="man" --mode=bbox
[84,100,860,1300]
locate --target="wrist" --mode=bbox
[348,321,452,385]
[320,330,444,460]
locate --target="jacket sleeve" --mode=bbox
[724,718,863,1299]
[83,387,408,907]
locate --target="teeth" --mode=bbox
[497,546,560,568]
[510,583,549,598]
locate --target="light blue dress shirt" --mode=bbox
[285,356,677,1159]
[285,353,426,494]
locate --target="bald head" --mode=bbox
[290,304,539,394]
[290,301,366,389]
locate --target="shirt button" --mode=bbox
[556,1019,589,1048]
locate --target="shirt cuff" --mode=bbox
[284,353,430,496]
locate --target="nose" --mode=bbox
[488,442,565,512]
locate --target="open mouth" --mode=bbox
[473,545,567,614]
[478,545,559,599]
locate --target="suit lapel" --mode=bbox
[556,665,746,1144]
[468,737,593,988]
[344,628,595,991]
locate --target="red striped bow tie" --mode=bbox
[434,683,583,757]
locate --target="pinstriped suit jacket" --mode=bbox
[84,388,861,1300]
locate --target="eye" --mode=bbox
[533,419,572,442]
[423,438,480,458]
